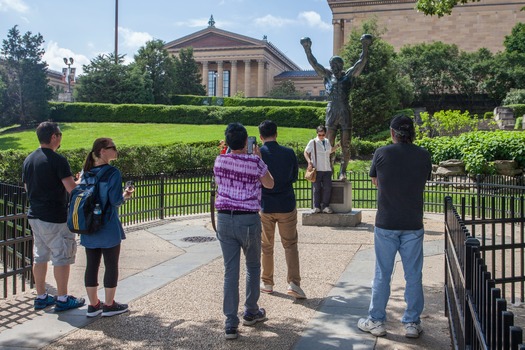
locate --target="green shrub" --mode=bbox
[415,130,525,175]
[484,111,494,119]
[49,102,325,128]
[416,110,478,138]
[506,104,525,119]
[170,95,327,108]
[515,116,524,130]
[503,89,525,105]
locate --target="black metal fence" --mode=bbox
[2,171,525,299]
[0,183,33,298]
[444,196,525,349]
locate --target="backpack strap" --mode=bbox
[83,165,116,212]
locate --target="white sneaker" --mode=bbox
[357,318,387,337]
[405,322,423,338]
[260,282,273,294]
[313,207,321,213]
[287,282,306,299]
[322,206,333,214]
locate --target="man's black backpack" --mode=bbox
[67,165,113,234]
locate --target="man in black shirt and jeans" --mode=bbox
[23,122,85,312]
[258,120,306,299]
[358,115,432,338]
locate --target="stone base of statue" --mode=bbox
[302,180,362,227]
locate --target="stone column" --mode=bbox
[201,61,209,95]
[333,19,342,56]
[230,60,237,96]
[217,61,224,97]
[257,59,265,97]
[244,60,251,97]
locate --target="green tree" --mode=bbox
[504,22,525,54]
[265,80,302,98]
[172,47,205,96]
[0,25,51,126]
[416,0,480,17]
[339,19,413,137]
[76,53,153,104]
[134,39,176,104]
[477,51,525,103]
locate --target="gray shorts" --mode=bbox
[29,219,77,266]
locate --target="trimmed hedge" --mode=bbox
[170,95,327,108]
[0,138,387,185]
[49,102,326,128]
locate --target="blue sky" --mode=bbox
[0,0,334,76]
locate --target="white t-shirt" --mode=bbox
[305,137,332,172]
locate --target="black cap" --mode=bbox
[390,115,414,133]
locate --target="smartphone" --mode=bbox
[247,136,256,154]
[125,180,135,190]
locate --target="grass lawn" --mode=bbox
[0,123,318,152]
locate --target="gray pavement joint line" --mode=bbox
[0,241,223,349]
[292,239,444,350]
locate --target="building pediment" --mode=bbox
[165,27,263,51]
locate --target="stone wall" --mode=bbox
[329,0,525,54]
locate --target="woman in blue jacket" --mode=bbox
[80,138,134,317]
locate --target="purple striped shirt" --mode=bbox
[214,154,268,212]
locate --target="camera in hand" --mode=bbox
[125,180,134,191]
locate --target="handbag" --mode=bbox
[305,140,317,183]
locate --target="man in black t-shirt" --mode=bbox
[258,120,306,299]
[358,115,432,339]
[23,122,85,312]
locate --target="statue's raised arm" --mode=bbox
[300,37,330,78]
[346,34,373,78]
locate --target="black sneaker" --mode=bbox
[242,308,267,326]
[225,327,238,340]
[86,300,104,318]
[102,301,129,317]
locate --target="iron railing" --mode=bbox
[2,171,525,299]
[444,196,525,349]
[0,184,33,298]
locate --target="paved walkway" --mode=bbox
[0,210,451,350]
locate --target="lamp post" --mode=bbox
[63,57,74,93]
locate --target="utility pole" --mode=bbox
[115,0,118,64]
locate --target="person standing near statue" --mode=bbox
[258,120,306,299]
[300,34,372,179]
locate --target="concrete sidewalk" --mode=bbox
[0,210,451,350]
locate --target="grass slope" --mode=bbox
[0,123,317,152]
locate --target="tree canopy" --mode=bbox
[76,53,153,104]
[172,47,206,96]
[134,39,176,104]
[416,0,480,17]
[0,25,51,126]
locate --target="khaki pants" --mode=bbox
[260,209,301,286]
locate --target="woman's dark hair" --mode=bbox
[83,138,113,172]
[316,125,326,134]
[225,122,248,151]
[36,121,60,144]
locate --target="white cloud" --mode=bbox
[118,26,153,50]
[43,41,90,76]
[298,11,331,31]
[255,14,294,28]
[0,0,28,12]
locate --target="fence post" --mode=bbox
[510,326,522,350]
[476,174,482,218]
[497,298,507,350]
[503,311,514,350]
[159,173,165,220]
[465,236,480,348]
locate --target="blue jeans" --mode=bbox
[369,227,424,324]
[216,213,262,329]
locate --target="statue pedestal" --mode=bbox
[302,180,362,227]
